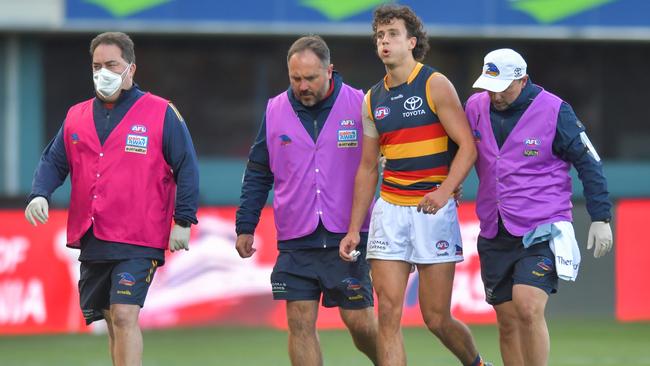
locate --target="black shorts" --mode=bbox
[271,246,373,309]
[478,230,558,306]
[79,258,160,325]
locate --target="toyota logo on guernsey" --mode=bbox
[402,96,426,118]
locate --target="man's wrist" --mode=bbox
[174,218,191,228]
[236,225,255,236]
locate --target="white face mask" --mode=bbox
[93,63,131,98]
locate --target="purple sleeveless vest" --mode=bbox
[266,84,371,241]
[465,89,573,239]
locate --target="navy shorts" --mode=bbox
[271,246,373,309]
[478,229,557,305]
[79,258,160,325]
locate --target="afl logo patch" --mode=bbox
[131,124,147,134]
[374,106,390,120]
[435,240,450,250]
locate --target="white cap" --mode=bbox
[472,48,527,92]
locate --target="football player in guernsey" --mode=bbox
[340,5,490,366]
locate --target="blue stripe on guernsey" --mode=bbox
[385,152,453,173]
[381,179,440,191]
[374,111,440,133]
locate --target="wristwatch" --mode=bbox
[175,218,191,228]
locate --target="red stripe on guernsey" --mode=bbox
[379,123,445,146]
[383,166,449,181]
[380,184,434,196]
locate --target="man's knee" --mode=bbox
[341,308,376,337]
[376,290,404,315]
[286,302,318,336]
[497,317,519,338]
[109,305,139,328]
[287,317,317,338]
[422,311,450,337]
[513,300,544,326]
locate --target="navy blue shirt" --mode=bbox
[236,72,367,250]
[489,79,611,222]
[29,85,199,262]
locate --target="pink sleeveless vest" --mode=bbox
[63,93,175,249]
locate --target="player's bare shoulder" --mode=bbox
[427,72,463,112]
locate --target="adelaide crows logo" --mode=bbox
[484,62,500,77]
[280,135,292,146]
[118,272,136,286]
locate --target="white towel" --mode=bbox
[523,221,581,281]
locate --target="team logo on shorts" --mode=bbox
[342,277,364,301]
[537,257,553,271]
[374,106,390,120]
[118,272,136,286]
[533,257,553,277]
[71,133,80,144]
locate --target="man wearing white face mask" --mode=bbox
[25,32,199,366]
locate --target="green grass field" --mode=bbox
[1,320,648,365]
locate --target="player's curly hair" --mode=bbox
[372,4,430,61]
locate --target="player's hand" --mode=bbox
[235,234,256,258]
[25,196,49,226]
[587,221,613,258]
[339,232,361,261]
[453,184,463,207]
[169,224,191,252]
[417,190,448,215]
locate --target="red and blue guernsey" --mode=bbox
[465,89,573,238]
[266,84,370,240]
[368,63,453,206]
[63,93,175,249]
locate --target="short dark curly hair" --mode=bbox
[90,32,136,64]
[372,4,429,61]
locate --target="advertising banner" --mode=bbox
[0,204,494,335]
[66,0,650,28]
[615,199,650,321]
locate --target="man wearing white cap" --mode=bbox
[465,48,613,366]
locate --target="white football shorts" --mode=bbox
[366,197,463,264]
